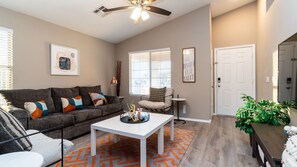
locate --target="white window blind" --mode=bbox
[0,27,13,90]
[129,49,171,95]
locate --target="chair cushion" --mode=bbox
[0,88,55,113]
[79,85,101,106]
[28,113,75,130]
[0,108,32,154]
[51,87,79,112]
[87,103,123,116]
[66,109,102,123]
[149,87,166,102]
[27,129,73,166]
[61,96,83,113]
[24,100,49,119]
[138,100,170,110]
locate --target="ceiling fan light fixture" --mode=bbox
[143,0,150,5]
[141,10,150,21]
[96,0,171,24]
[131,7,142,20]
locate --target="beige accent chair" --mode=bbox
[138,88,174,113]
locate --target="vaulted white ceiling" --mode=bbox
[0,0,256,43]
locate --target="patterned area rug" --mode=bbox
[54,127,194,167]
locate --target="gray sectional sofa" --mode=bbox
[0,85,123,139]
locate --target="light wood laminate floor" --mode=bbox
[70,116,258,167]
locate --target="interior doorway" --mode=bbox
[214,44,256,116]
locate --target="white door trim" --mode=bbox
[214,44,256,115]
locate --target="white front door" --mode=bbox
[215,45,255,116]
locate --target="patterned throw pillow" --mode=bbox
[149,87,166,102]
[24,100,49,120]
[61,96,83,113]
[89,93,107,107]
[0,108,32,154]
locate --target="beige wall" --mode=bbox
[212,2,257,49]
[257,0,297,100]
[116,5,212,121]
[0,7,115,93]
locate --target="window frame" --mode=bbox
[129,48,171,96]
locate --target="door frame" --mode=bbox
[214,44,256,115]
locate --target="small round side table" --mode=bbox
[171,98,186,124]
[0,151,44,167]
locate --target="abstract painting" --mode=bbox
[50,44,79,75]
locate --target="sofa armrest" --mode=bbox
[105,95,120,104]
[1,106,30,129]
[7,106,29,119]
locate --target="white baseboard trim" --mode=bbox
[174,117,212,124]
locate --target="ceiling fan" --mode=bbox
[94,0,172,23]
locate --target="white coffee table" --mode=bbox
[91,113,174,167]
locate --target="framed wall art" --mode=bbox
[50,44,79,75]
[182,47,196,83]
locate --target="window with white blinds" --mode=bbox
[0,27,13,90]
[129,49,171,95]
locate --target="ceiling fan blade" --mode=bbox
[146,6,171,16]
[94,6,106,13]
[102,6,130,12]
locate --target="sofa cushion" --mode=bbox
[0,108,32,154]
[67,109,102,123]
[105,95,120,104]
[27,129,73,166]
[79,85,101,106]
[87,103,123,116]
[61,96,83,113]
[29,113,75,130]
[89,92,107,106]
[51,87,79,112]
[0,88,55,113]
[24,100,49,119]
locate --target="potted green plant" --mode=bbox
[235,95,291,139]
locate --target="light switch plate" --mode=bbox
[266,76,270,83]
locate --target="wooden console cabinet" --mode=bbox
[251,123,287,167]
